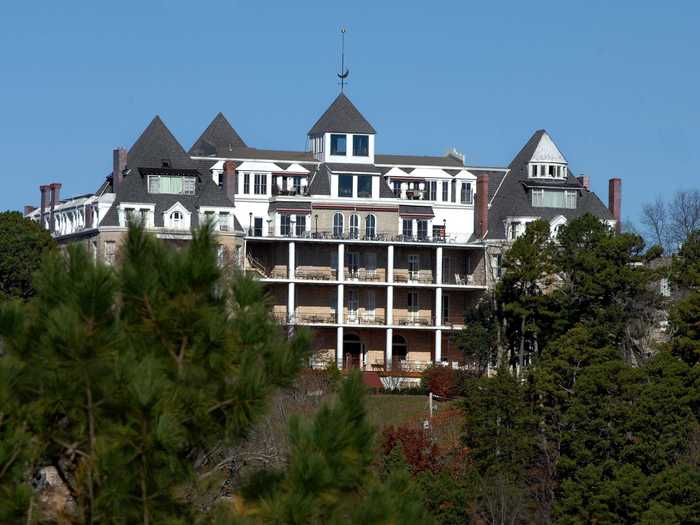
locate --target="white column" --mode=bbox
[436,246,443,285]
[386,285,394,325]
[337,284,344,324]
[385,327,393,371]
[337,326,344,368]
[387,245,394,283]
[288,282,295,324]
[435,287,442,326]
[338,243,345,282]
[435,329,442,363]
[288,241,295,279]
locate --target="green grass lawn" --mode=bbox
[366,394,431,428]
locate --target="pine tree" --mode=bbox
[0,223,310,524]
[225,372,435,525]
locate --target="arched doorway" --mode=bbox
[392,335,408,370]
[343,333,364,369]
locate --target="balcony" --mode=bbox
[394,314,433,327]
[344,313,385,326]
[295,312,338,325]
[247,229,475,245]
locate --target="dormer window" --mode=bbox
[353,135,369,156]
[530,163,566,180]
[331,134,347,155]
[148,175,196,195]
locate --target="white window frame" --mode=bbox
[349,214,360,239]
[365,214,376,239]
[333,212,344,237]
[408,254,419,281]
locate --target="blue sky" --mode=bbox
[1,1,698,227]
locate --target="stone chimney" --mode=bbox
[113,148,128,194]
[576,175,590,190]
[23,205,36,216]
[49,183,62,233]
[222,161,237,203]
[608,178,622,233]
[40,185,51,229]
[476,174,489,239]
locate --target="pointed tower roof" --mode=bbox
[189,112,247,156]
[529,130,567,163]
[308,93,376,136]
[127,116,195,169]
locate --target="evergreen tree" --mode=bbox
[496,219,555,373]
[0,211,56,301]
[0,223,310,524]
[227,372,434,525]
[667,230,700,366]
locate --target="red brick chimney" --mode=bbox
[24,205,36,216]
[476,174,489,239]
[576,175,590,190]
[49,183,62,232]
[608,178,622,233]
[113,148,128,194]
[40,184,51,228]
[222,161,236,203]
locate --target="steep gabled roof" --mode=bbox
[100,116,234,227]
[486,130,613,239]
[308,93,376,135]
[127,116,196,170]
[189,112,246,156]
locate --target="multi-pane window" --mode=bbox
[170,211,184,229]
[442,181,449,201]
[460,182,473,204]
[295,215,306,236]
[254,174,267,195]
[333,213,344,237]
[428,181,437,201]
[352,135,369,156]
[366,253,377,277]
[281,215,291,236]
[357,175,372,198]
[243,173,250,194]
[349,214,359,239]
[218,212,231,231]
[393,181,402,198]
[408,255,419,280]
[417,220,428,240]
[365,214,376,239]
[216,244,225,267]
[531,189,577,209]
[402,219,413,238]
[330,134,347,155]
[253,217,263,236]
[292,177,302,193]
[148,175,196,195]
[104,240,116,266]
[338,175,353,197]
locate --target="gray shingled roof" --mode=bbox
[100,116,234,227]
[486,130,613,239]
[220,146,315,163]
[375,154,463,167]
[326,163,381,174]
[469,168,508,202]
[189,112,246,156]
[307,165,331,196]
[308,93,376,135]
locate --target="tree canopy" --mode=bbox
[0,211,56,301]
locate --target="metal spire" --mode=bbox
[337,27,349,92]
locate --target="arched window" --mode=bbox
[170,211,183,229]
[365,214,376,239]
[349,214,359,239]
[333,212,344,237]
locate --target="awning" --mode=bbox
[269,201,312,214]
[398,204,434,218]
